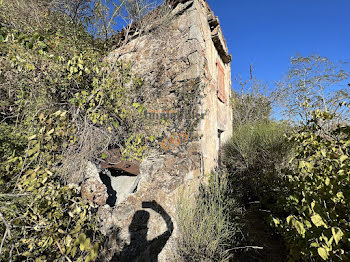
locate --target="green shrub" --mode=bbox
[272,109,350,261]
[176,173,243,262]
[0,3,151,260]
[0,111,103,261]
[223,120,291,204]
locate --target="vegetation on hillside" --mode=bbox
[222,57,350,261]
[0,0,158,260]
[176,173,244,262]
[1,0,349,261]
[272,108,350,261]
[175,54,349,261]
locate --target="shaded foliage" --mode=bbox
[224,120,291,205]
[0,0,155,260]
[272,107,350,261]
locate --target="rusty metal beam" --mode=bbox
[100,149,140,176]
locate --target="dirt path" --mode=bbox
[235,205,288,262]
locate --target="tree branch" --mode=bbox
[0,211,11,256]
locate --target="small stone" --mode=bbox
[85,161,101,181]
[81,178,108,206]
[173,64,201,82]
[188,25,204,46]
[188,51,202,66]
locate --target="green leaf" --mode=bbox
[101,153,108,159]
[311,201,316,210]
[132,102,140,108]
[28,135,37,140]
[37,41,47,48]
[22,251,31,257]
[80,241,85,251]
[305,161,313,171]
[332,227,344,245]
[294,221,306,237]
[84,238,91,249]
[310,242,319,248]
[325,177,330,186]
[339,155,348,163]
[311,214,327,228]
[286,215,294,224]
[272,217,280,226]
[78,233,86,242]
[317,247,329,261]
[54,110,62,117]
[26,41,33,49]
[71,246,77,257]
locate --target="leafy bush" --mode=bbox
[0,1,152,260]
[223,120,291,204]
[272,109,350,261]
[176,173,244,262]
[0,111,103,261]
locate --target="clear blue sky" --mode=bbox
[206,0,350,91]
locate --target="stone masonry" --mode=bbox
[95,0,233,260]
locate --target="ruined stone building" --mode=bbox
[88,0,233,260]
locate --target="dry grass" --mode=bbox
[176,173,244,262]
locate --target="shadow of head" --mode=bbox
[129,210,150,243]
[114,202,173,262]
[129,210,150,231]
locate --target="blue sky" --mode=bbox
[206,0,350,92]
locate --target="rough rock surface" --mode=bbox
[80,161,108,206]
[98,147,202,261]
[111,175,140,205]
[84,161,101,180]
[81,178,108,206]
[97,0,233,260]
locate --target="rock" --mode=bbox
[111,175,141,204]
[171,0,194,15]
[81,178,108,206]
[97,205,114,234]
[188,25,204,46]
[103,0,233,260]
[188,51,202,66]
[173,64,201,82]
[85,161,101,181]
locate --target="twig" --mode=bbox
[258,209,271,213]
[0,211,11,256]
[0,212,11,237]
[0,194,29,198]
[229,246,263,250]
[56,241,72,262]
[9,244,13,262]
[247,201,260,204]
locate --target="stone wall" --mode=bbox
[193,0,233,174]
[97,0,233,260]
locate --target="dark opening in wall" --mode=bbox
[99,172,117,207]
[99,168,141,207]
[218,129,224,166]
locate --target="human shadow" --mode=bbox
[112,201,174,262]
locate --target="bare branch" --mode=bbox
[0,211,11,256]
